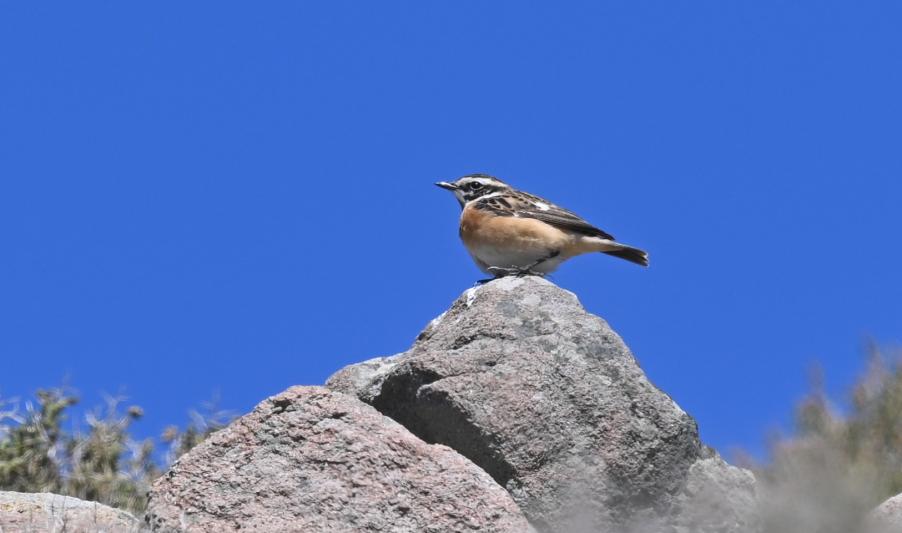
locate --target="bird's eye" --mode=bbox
[470,182,483,190]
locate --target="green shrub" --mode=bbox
[0,388,229,515]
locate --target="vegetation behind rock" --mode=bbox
[0,387,228,515]
[754,345,902,533]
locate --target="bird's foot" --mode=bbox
[486,266,546,278]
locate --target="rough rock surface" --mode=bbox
[327,276,754,532]
[666,450,758,533]
[0,491,143,532]
[145,386,528,533]
[327,354,401,404]
[868,493,902,533]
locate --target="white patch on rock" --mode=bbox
[493,276,526,292]
[427,311,447,329]
[464,286,480,307]
[670,397,687,417]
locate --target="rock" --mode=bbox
[666,450,758,533]
[326,354,401,404]
[867,493,902,533]
[327,276,754,532]
[146,386,529,533]
[0,491,143,532]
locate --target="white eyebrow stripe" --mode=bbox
[467,192,501,204]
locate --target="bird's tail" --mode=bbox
[601,242,649,267]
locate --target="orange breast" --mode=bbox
[460,205,574,253]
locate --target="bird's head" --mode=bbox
[435,174,511,207]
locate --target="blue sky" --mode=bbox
[1,2,900,458]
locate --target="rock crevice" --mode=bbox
[146,386,529,533]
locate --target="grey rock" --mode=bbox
[146,386,529,533]
[666,450,759,533]
[0,491,143,533]
[327,354,401,404]
[328,276,754,532]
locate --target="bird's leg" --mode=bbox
[487,251,561,278]
[520,250,560,274]
[486,266,521,278]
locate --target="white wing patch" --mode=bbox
[533,201,551,211]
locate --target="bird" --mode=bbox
[435,174,648,278]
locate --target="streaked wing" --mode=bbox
[476,191,615,240]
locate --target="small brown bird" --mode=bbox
[436,174,648,277]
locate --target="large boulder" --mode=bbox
[145,386,528,533]
[328,276,756,532]
[0,491,143,532]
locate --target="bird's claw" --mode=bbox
[486,266,546,278]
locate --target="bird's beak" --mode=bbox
[435,181,458,191]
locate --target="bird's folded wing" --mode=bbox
[511,192,615,240]
[520,209,615,240]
